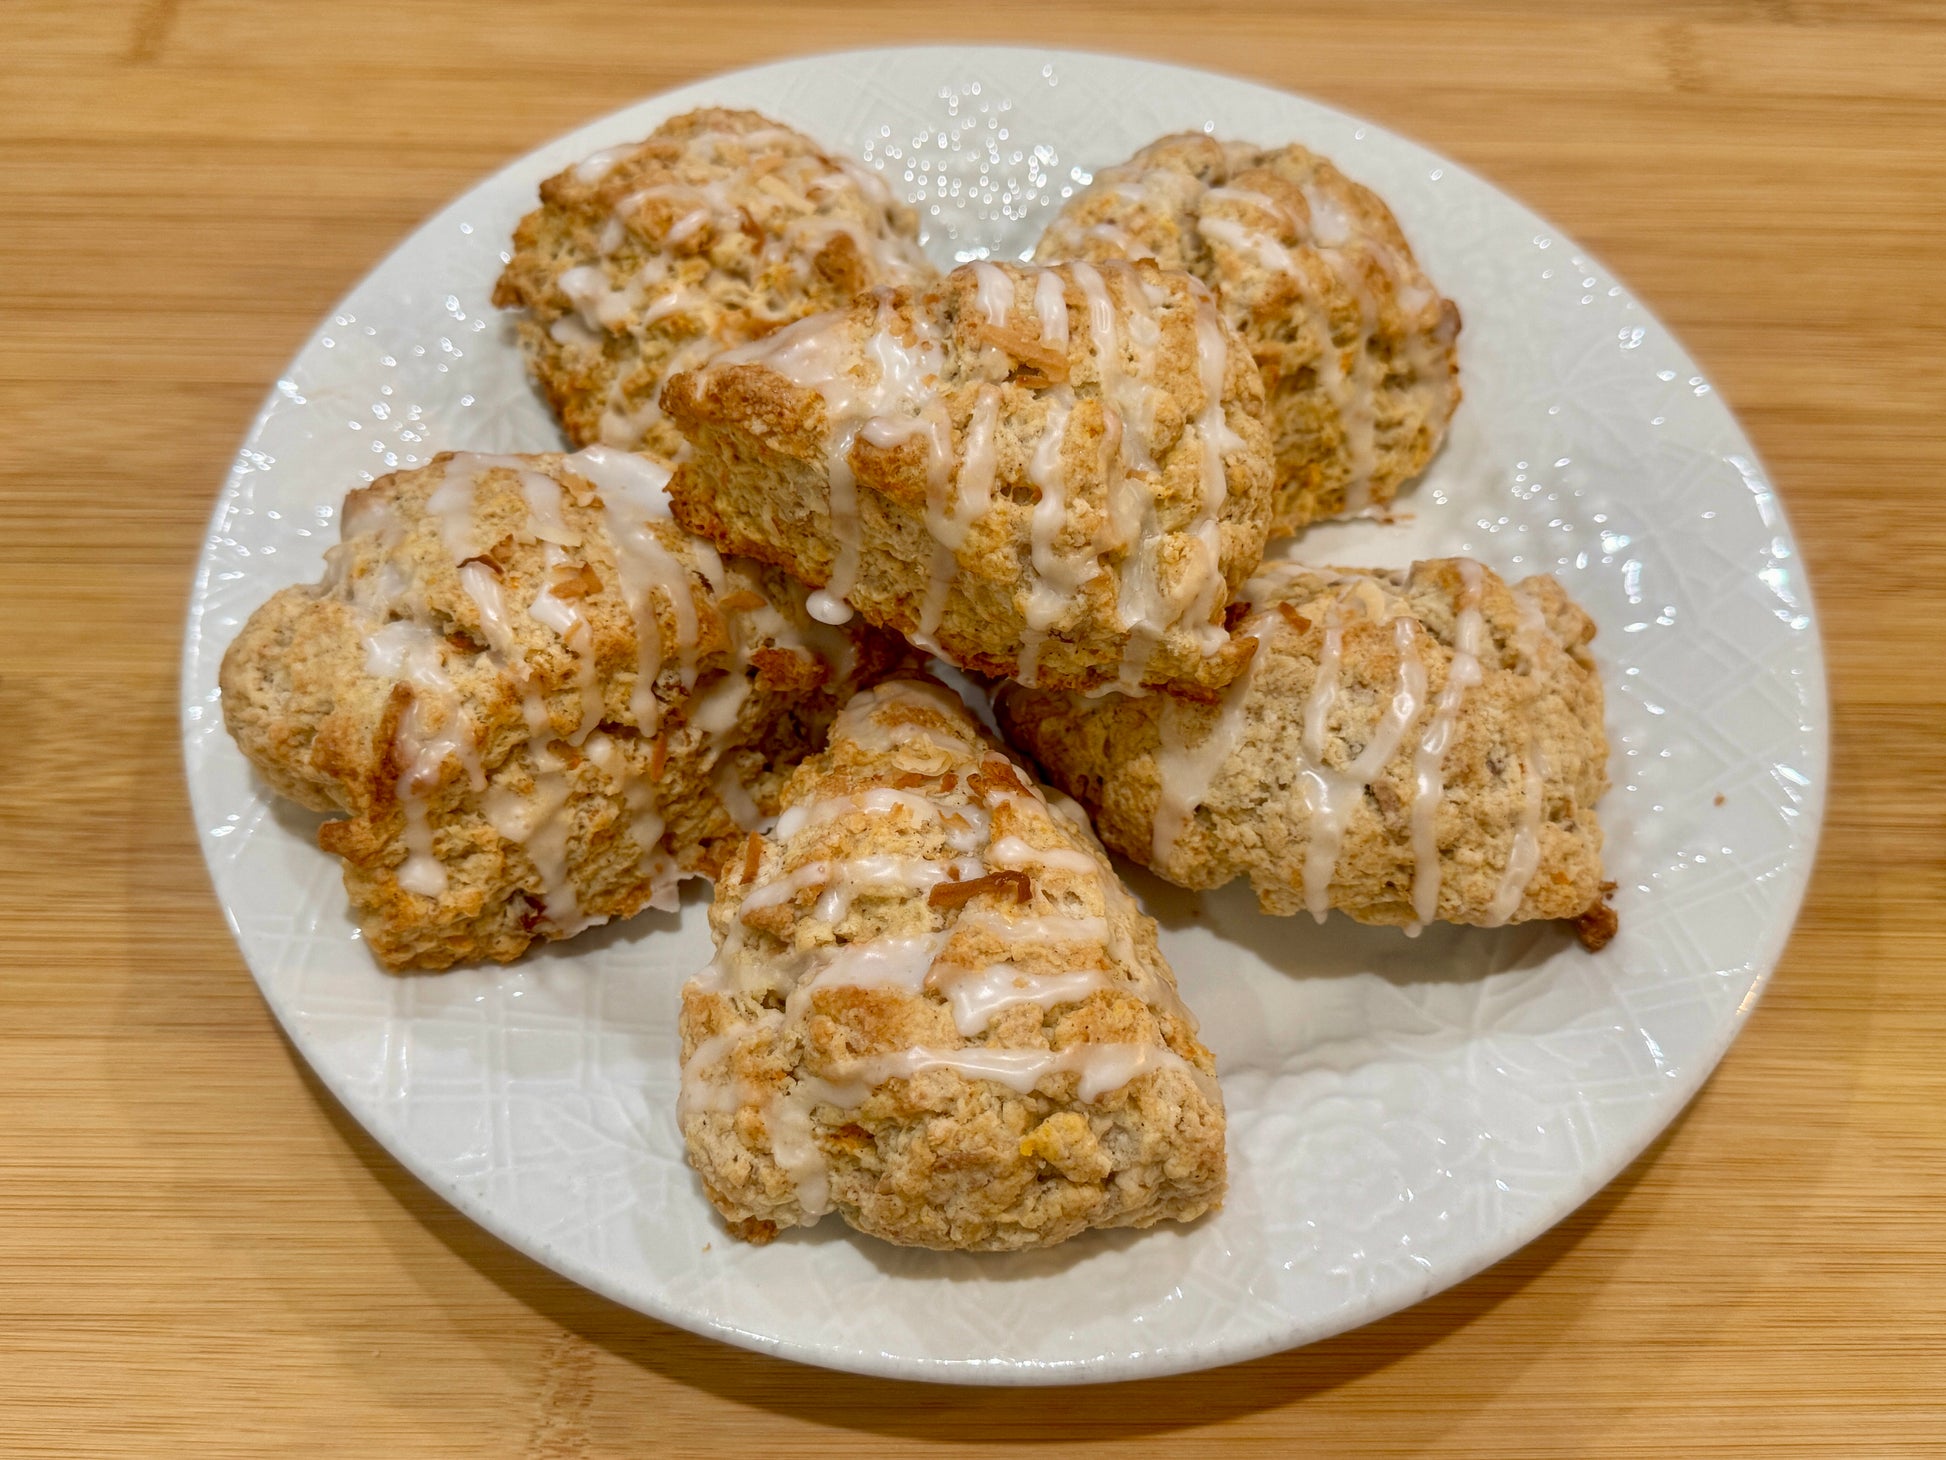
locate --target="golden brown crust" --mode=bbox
[493,108,934,456]
[662,259,1275,700]
[219,450,907,970]
[678,678,1226,1250]
[997,559,1609,932]
[1036,133,1461,534]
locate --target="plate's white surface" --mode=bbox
[181,47,1826,1384]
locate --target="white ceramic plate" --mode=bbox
[182,47,1826,1384]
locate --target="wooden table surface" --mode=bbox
[5,1,1944,1454]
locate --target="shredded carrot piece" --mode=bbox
[928,870,1032,910]
[1274,603,1313,634]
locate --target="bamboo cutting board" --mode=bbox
[3,2,1942,1454]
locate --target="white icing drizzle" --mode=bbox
[735,854,987,926]
[1033,269,1070,350]
[1066,262,1172,691]
[1150,613,1276,865]
[427,451,526,560]
[1197,214,1301,278]
[572,146,629,185]
[1182,295,1244,650]
[1016,387,1092,685]
[971,260,1016,326]
[1484,584,1554,926]
[689,668,768,833]
[774,787,991,854]
[363,620,482,898]
[986,835,1098,876]
[517,470,584,548]
[1408,560,1487,925]
[481,765,590,935]
[571,445,700,731]
[863,396,956,645]
[798,934,949,998]
[583,729,673,901]
[936,966,1109,1036]
[677,1028,756,1117]
[950,910,1110,945]
[821,1041,1196,1104]
[527,550,603,743]
[1204,185,1293,221]
[1294,604,1429,921]
[830,679,983,761]
[916,384,1001,640]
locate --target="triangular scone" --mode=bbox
[492,108,934,457]
[219,448,905,970]
[1036,133,1461,535]
[679,678,1226,1249]
[662,259,1276,699]
[999,560,1613,943]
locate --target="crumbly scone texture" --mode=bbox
[492,108,934,457]
[219,450,906,971]
[1036,132,1461,534]
[661,258,1275,699]
[679,677,1226,1250]
[997,559,1609,930]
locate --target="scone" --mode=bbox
[492,108,934,457]
[679,677,1227,1249]
[661,258,1276,698]
[1035,133,1461,534]
[219,448,905,971]
[997,559,1612,940]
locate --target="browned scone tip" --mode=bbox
[996,557,1609,934]
[660,257,1276,701]
[679,677,1226,1251]
[218,447,906,971]
[1036,132,1461,535]
[492,107,935,458]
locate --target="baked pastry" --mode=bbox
[492,108,934,457]
[219,448,905,970]
[1035,133,1461,535]
[678,677,1226,1249]
[997,559,1611,938]
[661,258,1276,698]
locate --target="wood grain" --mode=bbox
[3,2,1943,1454]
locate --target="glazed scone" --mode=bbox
[219,448,905,971]
[997,559,1611,936]
[662,258,1276,698]
[1036,133,1461,534]
[679,678,1226,1249]
[492,108,934,457]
